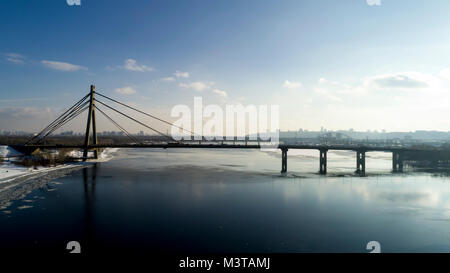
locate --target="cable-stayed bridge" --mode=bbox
[9,85,441,175]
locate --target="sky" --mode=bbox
[2,0,450,134]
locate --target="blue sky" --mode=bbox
[2,0,450,133]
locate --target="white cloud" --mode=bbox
[179,81,215,91]
[178,79,229,98]
[316,78,359,94]
[161,71,189,82]
[212,89,228,97]
[364,72,432,89]
[179,80,228,97]
[42,60,87,71]
[313,78,358,101]
[439,69,450,80]
[174,70,189,78]
[0,106,53,118]
[282,80,303,89]
[5,53,25,64]
[124,58,154,72]
[161,76,176,82]
[115,86,137,95]
[312,70,449,103]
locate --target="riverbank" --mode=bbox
[0,146,120,212]
[0,146,119,183]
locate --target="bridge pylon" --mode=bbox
[83,84,98,161]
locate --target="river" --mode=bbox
[1,148,450,253]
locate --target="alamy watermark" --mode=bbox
[170,97,280,149]
[366,241,381,253]
[66,241,81,253]
[366,0,381,6]
[66,0,81,6]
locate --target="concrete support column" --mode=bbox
[398,151,404,172]
[281,148,288,173]
[356,150,366,175]
[392,151,404,172]
[392,151,398,172]
[319,149,327,174]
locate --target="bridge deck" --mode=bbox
[12,143,436,153]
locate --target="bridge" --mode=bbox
[9,85,436,175]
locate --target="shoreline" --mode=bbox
[0,163,88,213]
[0,146,120,183]
[0,147,120,212]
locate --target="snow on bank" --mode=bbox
[0,145,22,158]
[68,147,119,162]
[0,163,85,185]
[0,146,119,184]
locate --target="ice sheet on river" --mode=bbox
[0,146,119,211]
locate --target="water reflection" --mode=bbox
[83,163,96,253]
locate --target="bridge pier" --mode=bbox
[319,149,327,174]
[356,150,366,175]
[281,148,288,173]
[392,151,404,172]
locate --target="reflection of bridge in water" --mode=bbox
[11,85,438,175]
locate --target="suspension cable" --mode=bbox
[37,107,89,144]
[37,93,89,136]
[40,103,90,141]
[94,105,142,145]
[95,99,174,140]
[37,101,90,141]
[96,92,198,138]
[31,94,88,140]
[26,93,90,144]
